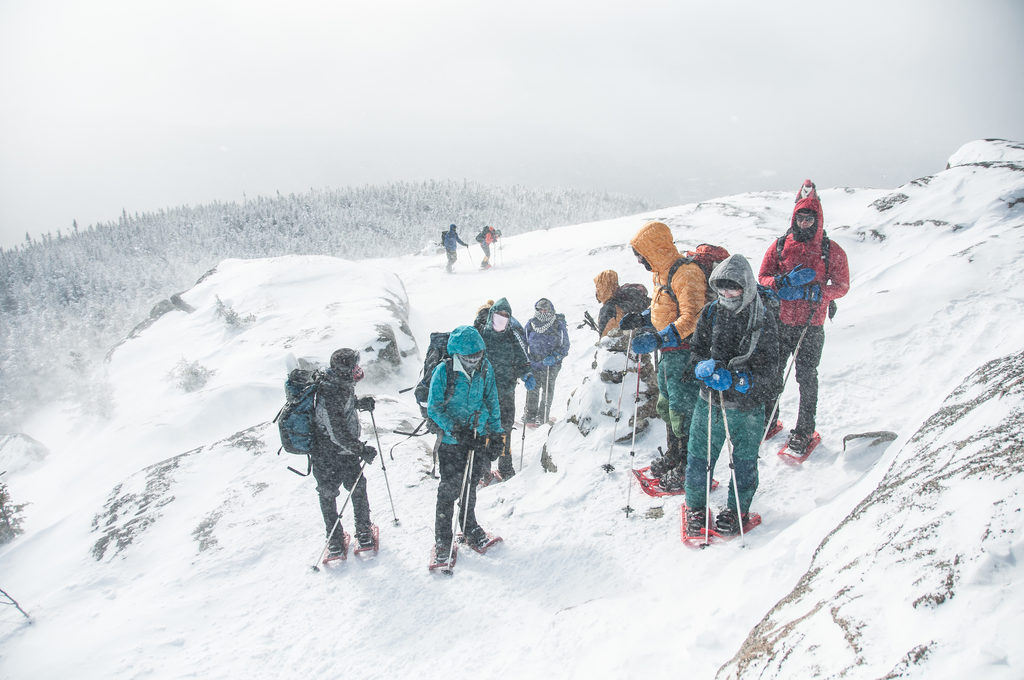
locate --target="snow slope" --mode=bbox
[1,139,1022,679]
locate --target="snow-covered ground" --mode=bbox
[1,139,1023,679]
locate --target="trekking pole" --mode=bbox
[312,460,369,571]
[369,411,399,526]
[447,425,480,574]
[543,366,551,425]
[603,331,634,473]
[623,353,642,517]
[518,409,527,471]
[719,391,746,546]
[702,393,714,548]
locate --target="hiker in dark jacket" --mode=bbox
[476,297,535,479]
[312,348,379,556]
[475,225,500,269]
[426,325,504,559]
[524,298,570,426]
[758,181,850,453]
[684,255,780,536]
[442,224,468,273]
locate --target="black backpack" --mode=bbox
[616,283,651,315]
[414,332,457,432]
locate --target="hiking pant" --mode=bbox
[656,349,700,465]
[445,249,458,271]
[435,441,491,548]
[776,324,825,436]
[495,385,517,476]
[312,453,370,536]
[480,242,491,265]
[524,364,561,424]
[684,397,763,516]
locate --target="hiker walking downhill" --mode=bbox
[758,180,850,455]
[426,326,504,561]
[311,349,380,557]
[475,297,536,480]
[594,270,651,338]
[684,255,781,536]
[620,221,709,492]
[524,298,570,426]
[475,225,500,270]
[442,224,469,273]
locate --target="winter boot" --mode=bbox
[649,424,682,478]
[686,506,710,535]
[355,527,375,550]
[715,507,748,536]
[659,466,685,492]
[434,540,451,564]
[498,456,516,480]
[465,525,490,551]
[327,531,347,557]
[787,430,812,455]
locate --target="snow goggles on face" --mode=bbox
[795,212,816,225]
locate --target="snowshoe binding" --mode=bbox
[633,466,718,498]
[462,526,503,554]
[429,542,458,574]
[353,525,379,556]
[681,504,761,546]
[777,431,821,464]
[323,530,351,564]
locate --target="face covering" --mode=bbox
[717,287,744,312]
[351,365,364,382]
[534,306,554,324]
[491,313,510,332]
[460,351,483,372]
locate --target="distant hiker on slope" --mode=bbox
[758,180,850,456]
[620,221,708,492]
[594,270,651,338]
[685,255,781,536]
[474,297,535,480]
[524,298,570,426]
[442,224,468,273]
[426,325,504,560]
[312,349,380,558]
[475,225,500,269]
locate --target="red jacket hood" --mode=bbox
[791,195,825,244]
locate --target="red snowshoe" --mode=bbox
[322,531,351,564]
[777,432,822,464]
[353,524,380,556]
[764,419,784,440]
[680,504,761,547]
[429,543,458,573]
[632,466,718,498]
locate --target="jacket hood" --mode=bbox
[791,195,825,243]
[594,270,619,303]
[447,325,486,355]
[709,254,758,311]
[630,221,682,275]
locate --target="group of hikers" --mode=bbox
[302,179,849,561]
[441,223,501,272]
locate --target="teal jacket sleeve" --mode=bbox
[426,363,455,436]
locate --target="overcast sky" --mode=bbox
[1,0,1022,249]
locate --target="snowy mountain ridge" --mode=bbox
[2,139,1023,679]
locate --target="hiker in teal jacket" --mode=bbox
[426,325,504,558]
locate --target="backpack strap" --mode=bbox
[776,232,831,282]
[660,257,690,308]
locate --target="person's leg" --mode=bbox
[497,388,517,477]
[338,455,371,533]
[542,364,561,422]
[683,396,724,511]
[722,406,764,516]
[434,443,468,551]
[662,350,699,474]
[793,326,825,436]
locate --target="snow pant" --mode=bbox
[435,441,491,548]
[494,385,517,476]
[774,323,825,437]
[311,453,370,536]
[524,364,561,424]
[656,349,700,469]
[445,249,458,272]
[684,396,763,516]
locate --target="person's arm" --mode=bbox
[426,363,455,436]
[758,242,782,288]
[823,243,850,302]
[670,265,706,341]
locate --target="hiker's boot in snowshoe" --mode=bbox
[659,467,685,492]
[355,528,375,550]
[649,425,682,478]
[686,506,710,535]
[498,459,516,480]
[787,430,812,456]
[326,532,347,558]
[715,508,747,536]
[465,525,490,551]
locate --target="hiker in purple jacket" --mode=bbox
[524,298,570,426]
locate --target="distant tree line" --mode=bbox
[0,180,651,431]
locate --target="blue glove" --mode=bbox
[778,283,822,301]
[734,372,753,394]
[656,324,680,349]
[523,373,537,390]
[542,355,558,367]
[631,332,659,355]
[706,367,733,391]
[775,264,816,289]
[695,359,717,380]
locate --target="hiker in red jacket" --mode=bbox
[758,181,850,455]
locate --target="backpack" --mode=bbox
[413,332,457,432]
[616,283,651,315]
[274,367,324,476]
[662,244,731,306]
[775,233,838,320]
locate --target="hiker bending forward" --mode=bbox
[685,256,780,536]
[426,325,504,559]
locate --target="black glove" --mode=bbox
[452,425,478,448]
[359,442,377,464]
[356,396,375,412]
[619,311,649,330]
[486,434,505,461]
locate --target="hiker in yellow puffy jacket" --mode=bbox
[621,220,707,491]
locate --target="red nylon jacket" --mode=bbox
[758,195,850,326]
